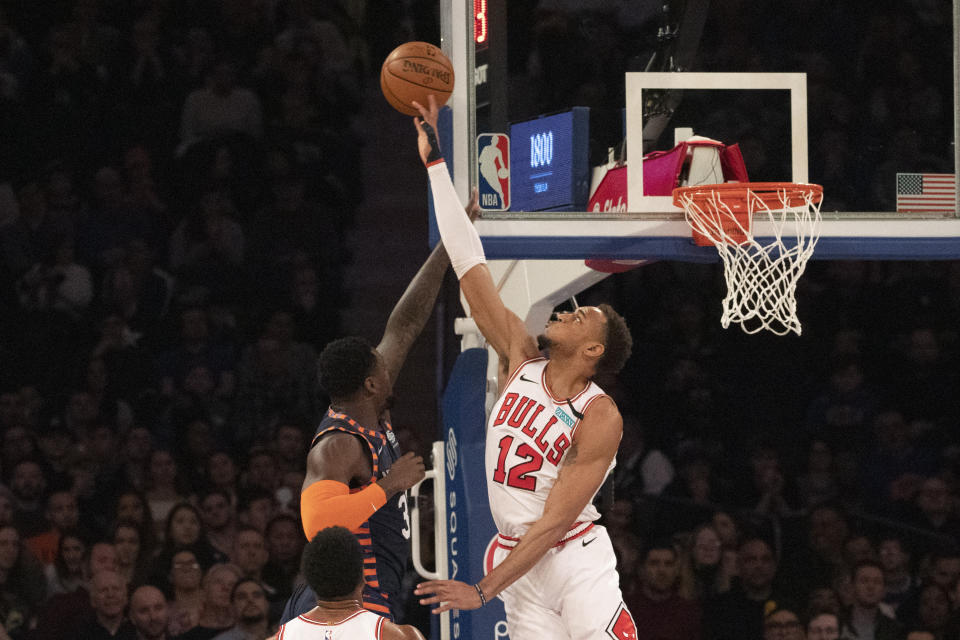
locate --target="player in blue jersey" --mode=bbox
[281,191,480,623]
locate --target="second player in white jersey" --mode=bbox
[278,610,385,640]
[487,357,614,542]
[273,526,424,640]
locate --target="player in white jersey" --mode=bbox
[271,526,424,640]
[412,95,638,640]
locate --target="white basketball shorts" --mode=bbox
[485,524,637,640]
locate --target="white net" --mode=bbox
[675,183,823,336]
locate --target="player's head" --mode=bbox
[318,337,393,412]
[596,304,633,375]
[539,304,632,376]
[302,526,364,601]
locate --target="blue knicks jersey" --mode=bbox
[310,408,410,618]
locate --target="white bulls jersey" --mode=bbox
[485,357,615,543]
[278,610,385,639]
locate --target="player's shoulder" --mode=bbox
[584,393,623,423]
[585,390,619,414]
[311,428,369,453]
[578,394,622,434]
[380,621,426,640]
[305,429,370,476]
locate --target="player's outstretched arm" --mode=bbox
[377,239,450,387]
[378,186,481,386]
[413,96,538,371]
[415,398,623,613]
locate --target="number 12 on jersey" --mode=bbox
[492,435,543,491]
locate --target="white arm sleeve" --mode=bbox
[427,161,486,280]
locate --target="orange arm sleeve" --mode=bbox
[300,480,388,539]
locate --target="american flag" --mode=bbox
[896,173,957,213]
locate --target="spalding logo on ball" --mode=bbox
[380,42,455,116]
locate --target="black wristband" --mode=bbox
[420,121,443,164]
[474,583,486,607]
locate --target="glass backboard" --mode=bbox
[440,0,960,260]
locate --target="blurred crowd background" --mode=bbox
[0,1,958,640]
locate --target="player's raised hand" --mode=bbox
[412,94,442,165]
[378,452,426,497]
[415,580,483,613]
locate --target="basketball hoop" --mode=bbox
[673,182,823,336]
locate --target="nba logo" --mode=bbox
[477,133,510,211]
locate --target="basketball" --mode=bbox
[379,42,454,116]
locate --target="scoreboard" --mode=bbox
[474,0,488,50]
[509,108,591,212]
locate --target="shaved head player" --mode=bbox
[412,95,637,640]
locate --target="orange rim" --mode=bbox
[673,182,823,211]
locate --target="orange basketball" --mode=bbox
[379,42,454,116]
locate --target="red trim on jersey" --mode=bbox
[376,615,385,639]
[493,356,547,408]
[496,522,595,549]
[277,623,285,640]
[540,361,593,405]
[297,610,367,626]
[555,522,596,545]
[606,604,639,640]
[425,158,446,168]
[570,393,612,439]
[484,536,507,574]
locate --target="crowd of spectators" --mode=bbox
[1,1,959,640]
[582,256,960,640]
[0,0,436,638]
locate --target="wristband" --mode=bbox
[474,583,486,607]
[420,121,443,164]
